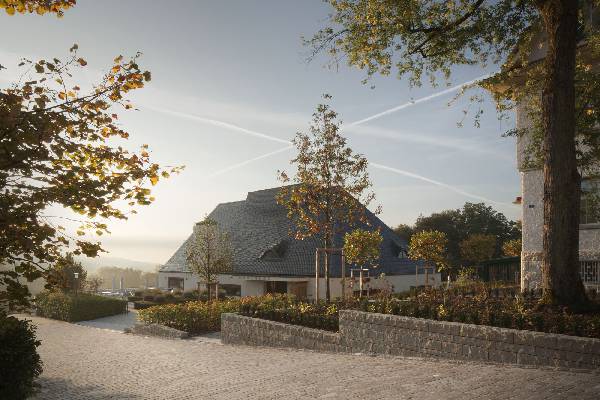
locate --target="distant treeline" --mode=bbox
[91,266,159,289]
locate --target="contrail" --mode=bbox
[143,105,292,145]
[142,81,510,206]
[347,74,491,127]
[203,145,294,179]
[370,162,514,207]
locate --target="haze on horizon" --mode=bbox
[0,0,520,265]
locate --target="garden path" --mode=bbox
[23,315,600,400]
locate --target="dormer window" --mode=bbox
[259,240,288,261]
[391,241,408,259]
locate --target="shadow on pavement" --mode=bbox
[33,377,143,400]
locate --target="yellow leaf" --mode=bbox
[150,175,159,185]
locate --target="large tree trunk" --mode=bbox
[539,0,587,306]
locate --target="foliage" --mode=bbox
[0,44,182,309]
[343,228,382,267]
[186,217,233,299]
[307,0,536,87]
[95,266,158,289]
[360,286,600,339]
[400,203,520,271]
[408,230,449,272]
[393,223,414,243]
[85,275,103,293]
[0,0,75,17]
[459,233,496,264]
[35,290,126,322]
[502,238,522,257]
[239,294,340,331]
[44,252,87,293]
[0,312,43,400]
[277,95,379,301]
[137,299,241,334]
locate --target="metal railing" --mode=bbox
[581,260,600,292]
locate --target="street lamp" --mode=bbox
[74,272,79,297]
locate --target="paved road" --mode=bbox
[25,316,600,400]
[75,307,138,332]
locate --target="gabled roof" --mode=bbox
[160,186,418,277]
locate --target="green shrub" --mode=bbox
[138,299,240,334]
[36,291,127,322]
[133,300,158,310]
[0,313,43,400]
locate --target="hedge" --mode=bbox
[138,294,341,334]
[0,313,43,400]
[36,291,127,322]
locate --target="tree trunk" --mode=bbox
[324,235,331,302]
[539,0,587,306]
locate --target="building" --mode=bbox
[158,187,438,299]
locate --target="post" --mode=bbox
[315,249,320,303]
[359,269,363,298]
[341,252,346,300]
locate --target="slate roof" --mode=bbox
[160,187,419,277]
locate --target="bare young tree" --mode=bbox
[186,218,233,301]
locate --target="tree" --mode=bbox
[309,1,598,306]
[408,230,449,280]
[278,95,379,302]
[0,0,75,18]
[343,228,383,267]
[503,238,523,257]
[0,45,182,308]
[44,253,87,293]
[460,234,497,265]
[410,202,520,270]
[393,223,414,243]
[86,276,103,293]
[186,218,233,301]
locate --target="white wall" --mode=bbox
[158,271,440,298]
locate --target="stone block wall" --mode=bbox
[340,310,600,369]
[221,313,346,353]
[221,311,600,369]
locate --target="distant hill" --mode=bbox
[76,256,160,273]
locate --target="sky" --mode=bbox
[0,0,521,265]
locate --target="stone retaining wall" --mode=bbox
[221,311,600,369]
[221,313,345,353]
[128,323,189,339]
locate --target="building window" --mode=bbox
[167,277,184,290]
[219,284,241,297]
[265,281,287,294]
[581,178,600,225]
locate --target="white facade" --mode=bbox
[517,101,600,290]
[158,271,441,299]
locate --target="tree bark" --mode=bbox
[539,0,587,306]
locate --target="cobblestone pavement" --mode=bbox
[26,316,600,400]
